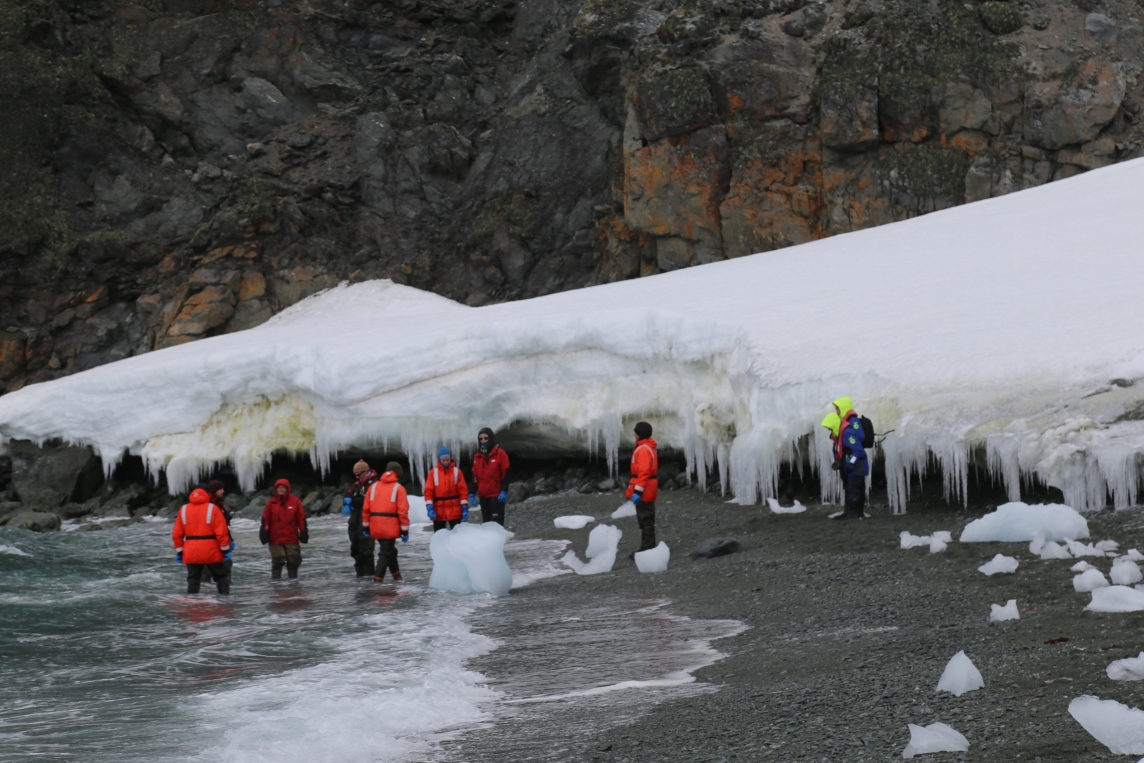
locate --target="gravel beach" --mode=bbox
[448,488,1144,762]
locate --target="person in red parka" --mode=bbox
[259,478,308,580]
[172,486,232,594]
[362,461,411,582]
[423,446,469,532]
[625,421,660,556]
[470,427,510,526]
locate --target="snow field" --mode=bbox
[936,651,984,697]
[901,722,970,758]
[560,524,622,576]
[633,542,670,573]
[989,600,1019,622]
[427,523,513,596]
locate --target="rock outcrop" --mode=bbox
[2,0,1143,392]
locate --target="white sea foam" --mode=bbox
[0,544,30,557]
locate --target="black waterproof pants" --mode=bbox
[479,495,505,526]
[202,559,232,587]
[187,562,230,594]
[432,519,462,532]
[374,539,400,579]
[636,500,656,551]
[348,508,374,576]
[843,473,866,518]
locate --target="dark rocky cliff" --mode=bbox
[2,0,1142,392]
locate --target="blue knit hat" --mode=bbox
[438,446,451,458]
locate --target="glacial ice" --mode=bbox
[1107,652,1144,681]
[1096,539,1120,553]
[561,524,622,576]
[929,537,948,554]
[1073,569,1110,592]
[1112,558,1144,585]
[408,495,430,524]
[766,498,807,514]
[936,651,985,696]
[634,542,670,573]
[1029,531,1046,555]
[1128,549,1144,562]
[1067,540,1104,558]
[900,531,928,549]
[554,515,595,530]
[428,523,513,596]
[1038,541,1073,560]
[902,722,970,758]
[1085,585,1144,612]
[900,530,950,552]
[612,502,637,519]
[8,161,1144,511]
[959,503,1088,543]
[990,600,1020,621]
[1068,696,1144,755]
[932,531,953,543]
[978,554,1019,576]
[1071,561,1097,572]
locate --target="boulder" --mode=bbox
[7,510,62,532]
[1024,58,1125,150]
[9,440,102,508]
[691,537,741,559]
[506,482,531,504]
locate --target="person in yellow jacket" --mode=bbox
[821,396,870,519]
[362,462,411,582]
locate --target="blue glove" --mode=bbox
[223,551,232,562]
[341,496,353,515]
[468,493,477,506]
[462,504,469,522]
[401,533,409,543]
[631,493,642,505]
[497,490,507,502]
[362,530,371,538]
[426,503,436,520]
[175,551,183,564]
[228,542,235,552]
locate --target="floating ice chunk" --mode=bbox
[1097,539,1120,553]
[407,495,430,524]
[634,542,670,573]
[959,502,1088,543]
[561,524,622,576]
[929,537,948,554]
[1067,540,1104,558]
[766,498,807,514]
[902,722,970,758]
[1029,531,1046,555]
[612,502,637,519]
[1108,652,1144,681]
[978,554,1019,576]
[554,515,595,530]
[428,523,513,596]
[1068,695,1144,755]
[1086,585,1144,612]
[901,531,929,549]
[1112,558,1144,586]
[1073,569,1111,592]
[990,600,1020,621]
[1039,540,1072,560]
[1071,561,1097,572]
[936,651,984,696]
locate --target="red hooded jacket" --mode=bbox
[625,437,659,503]
[262,478,307,545]
[172,488,231,565]
[472,445,510,498]
[363,471,411,539]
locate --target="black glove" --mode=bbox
[830,461,840,471]
[299,527,309,544]
[259,520,270,545]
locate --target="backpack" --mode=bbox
[859,415,876,448]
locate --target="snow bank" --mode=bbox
[936,651,984,696]
[553,515,595,530]
[1073,569,1110,593]
[10,162,1144,510]
[428,523,513,596]
[960,503,1088,543]
[1107,653,1144,681]
[902,722,969,758]
[1112,558,1144,585]
[634,542,670,573]
[611,502,637,519]
[1069,696,1144,755]
[990,600,1019,622]
[978,554,1019,576]
[561,524,622,575]
[766,498,806,514]
[1085,585,1144,612]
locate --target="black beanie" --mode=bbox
[634,421,652,439]
[386,461,403,477]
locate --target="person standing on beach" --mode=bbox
[626,421,659,557]
[470,427,510,526]
[201,480,233,589]
[823,396,869,520]
[424,446,469,532]
[343,461,379,577]
[259,479,308,579]
[362,462,411,582]
[172,485,231,594]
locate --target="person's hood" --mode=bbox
[478,427,495,450]
[636,436,658,449]
[188,487,210,504]
[274,478,292,495]
[381,470,399,483]
[832,396,855,417]
[821,412,841,437]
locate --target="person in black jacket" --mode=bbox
[343,461,379,577]
[201,480,234,587]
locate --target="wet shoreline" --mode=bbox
[455,491,1144,762]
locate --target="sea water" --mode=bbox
[0,516,740,762]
